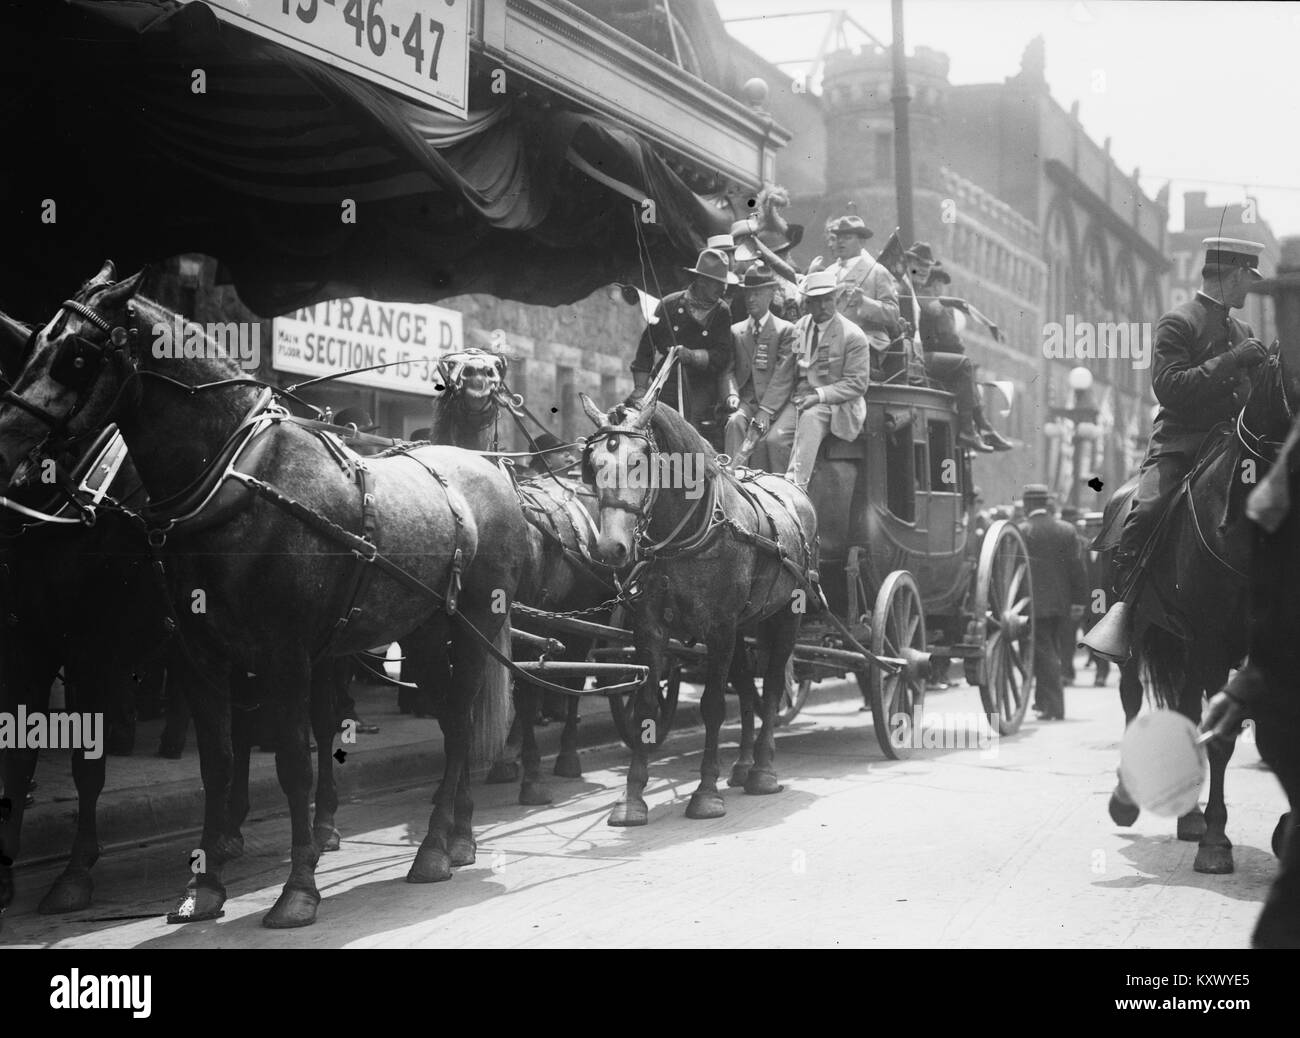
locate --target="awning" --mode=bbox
[0,1,738,318]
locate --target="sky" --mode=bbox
[715,0,1300,238]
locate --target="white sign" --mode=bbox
[191,0,470,118]
[273,297,463,393]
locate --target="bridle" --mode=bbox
[0,298,144,460]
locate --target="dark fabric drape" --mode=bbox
[0,0,732,318]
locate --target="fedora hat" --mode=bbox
[686,248,740,285]
[905,241,944,267]
[801,270,839,298]
[827,215,873,240]
[741,263,778,290]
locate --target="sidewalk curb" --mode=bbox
[16,699,707,868]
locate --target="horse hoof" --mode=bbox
[743,770,783,796]
[1193,843,1234,875]
[1272,813,1292,859]
[685,792,727,819]
[553,752,582,779]
[166,882,227,924]
[407,846,453,883]
[262,886,320,929]
[518,780,553,807]
[1177,809,1207,842]
[449,836,476,867]
[314,825,342,853]
[1108,792,1139,827]
[607,799,649,827]
[214,834,244,862]
[727,763,752,788]
[485,761,521,785]
[38,871,93,914]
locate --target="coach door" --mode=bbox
[925,415,961,557]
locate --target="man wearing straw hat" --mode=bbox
[781,269,871,488]
[629,247,737,449]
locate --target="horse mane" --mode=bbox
[646,402,722,481]
[126,295,250,385]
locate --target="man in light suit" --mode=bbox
[779,270,872,489]
[723,263,798,472]
[809,214,900,360]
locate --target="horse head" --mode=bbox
[579,391,658,565]
[436,348,507,407]
[0,261,146,487]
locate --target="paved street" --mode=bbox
[0,668,1287,948]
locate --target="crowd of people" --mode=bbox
[627,208,1014,491]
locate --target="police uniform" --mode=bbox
[1018,486,1089,719]
[1112,238,1267,585]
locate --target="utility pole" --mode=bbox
[890,0,914,246]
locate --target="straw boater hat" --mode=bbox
[801,270,838,298]
[706,233,736,254]
[685,248,740,285]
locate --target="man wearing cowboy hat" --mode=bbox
[902,242,1012,452]
[723,262,799,472]
[1086,237,1269,661]
[629,247,737,449]
[1018,485,1088,720]
[777,269,872,489]
[807,213,901,358]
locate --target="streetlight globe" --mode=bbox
[1068,366,1093,391]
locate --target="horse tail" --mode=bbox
[1137,624,1184,711]
[470,619,513,769]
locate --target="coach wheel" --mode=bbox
[974,520,1035,735]
[777,658,813,727]
[866,570,927,760]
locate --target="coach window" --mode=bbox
[886,419,916,523]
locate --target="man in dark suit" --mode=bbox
[1057,504,1090,683]
[723,263,798,472]
[1088,238,1268,660]
[1019,485,1088,720]
[629,248,737,450]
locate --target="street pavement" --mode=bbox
[0,659,1287,948]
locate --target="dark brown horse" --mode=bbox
[0,264,528,928]
[579,394,817,825]
[423,349,614,804]
[1097,343,1297,873]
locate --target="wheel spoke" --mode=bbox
[1006,560,1025,605]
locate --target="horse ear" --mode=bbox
[95,268,146,310]
[580,392,606,427]
[632,398,656,430]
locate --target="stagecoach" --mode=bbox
[513,374,1035,760]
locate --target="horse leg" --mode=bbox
[485,703,523,784]
[409,616,474,880]
[1253,698,1300,947]
[311,661,342,853]
[728,639,758,788]
[0,644,57,922]
[167,645,236,924]
[608,612,665,827]
[1190,669,1235,873]
[223,665,254,860]
[158,650,191,759]
[685,631,735,820]
[746,618,796,796]
[515,675,552,806]
[554,636,591,779]
[38,659,111,914]
[1108,656,1144,827]
[1169,677,1210,843]
[261,649,321,928]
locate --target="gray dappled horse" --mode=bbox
[424,349,613,804]
[0,264,528,928]
[580,394,817,826]
[1097,340,1298,874]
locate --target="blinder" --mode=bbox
[50,335,107,391]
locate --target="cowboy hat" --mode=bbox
[685,248,740,285]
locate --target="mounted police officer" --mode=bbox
[723,262,798,472]
[628,247,737,450]
[1018,485,1088,720]
[1084,238,1268,662]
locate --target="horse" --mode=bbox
[421,348,614,804]
[0,304,202,923]
[1094,341,1297,874]
[578,393,817,825]
[0,263,529,928]
[1215,410,1300,946]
